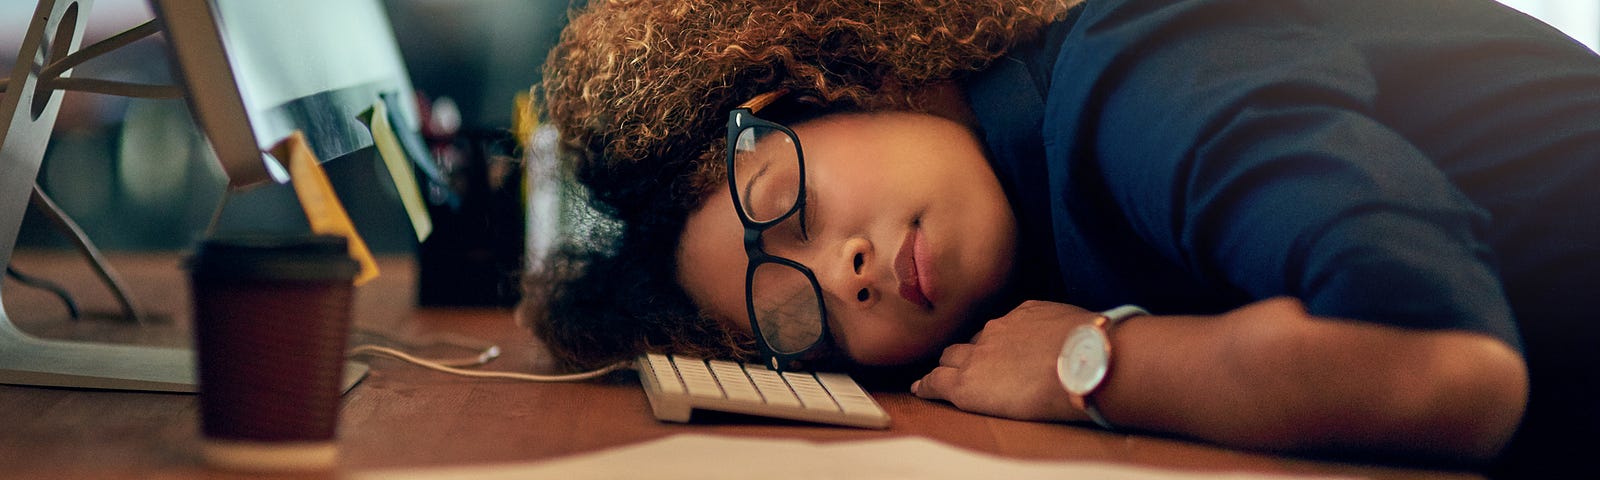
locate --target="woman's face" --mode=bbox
[676,111,1018,366]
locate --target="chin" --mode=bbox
[843,346,918,367]
[843,336,942,367]
[845,317,968,367]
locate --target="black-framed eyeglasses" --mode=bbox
[725,88,828,371]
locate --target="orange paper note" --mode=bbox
[270,131,380,285]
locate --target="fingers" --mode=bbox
[916,344,972,401]
[911,366,958,401]
[939,343,973,367]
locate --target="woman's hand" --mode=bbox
[910,300,1095,422]
[912,297,1526,463]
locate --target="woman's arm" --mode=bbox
[912,297,1527,463]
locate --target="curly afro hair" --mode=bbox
[525,0,1076,370]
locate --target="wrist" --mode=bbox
[1056,305,1148,430]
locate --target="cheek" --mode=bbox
[677,191,761,343]
[716,309,754,339]
[834,313,954,366]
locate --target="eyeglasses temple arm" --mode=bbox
[737,88,791,112]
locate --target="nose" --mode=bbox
[817,236,879,310]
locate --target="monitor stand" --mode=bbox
[0,314,368,393]
[0,315,198,392]
[0,0,364,394]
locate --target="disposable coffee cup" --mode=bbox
[187,235,359,471]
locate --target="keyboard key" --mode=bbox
[671,357,724,399]
[708,360,762,402]
[817,372,880,415]
[783,372,840,412]
[745,367,802,407]
[645,353,684,394]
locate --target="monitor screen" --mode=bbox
[152,0,420,188]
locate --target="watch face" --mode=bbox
[1056,325,1110,395]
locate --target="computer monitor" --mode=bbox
[153,0,421,188]
[1,0,419,391]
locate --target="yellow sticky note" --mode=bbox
[512,91,538,205]
[270,131,380,286]
[359,101,433,242]
[512,90,538,152]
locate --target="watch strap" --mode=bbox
[1083,397,1115,431]
[1100,305,1149,330]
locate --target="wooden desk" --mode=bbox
[0,250,1484,479]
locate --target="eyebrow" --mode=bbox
[741,160,771,212]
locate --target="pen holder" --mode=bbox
[416,129,525,306]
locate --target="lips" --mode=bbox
[895,227,934,309]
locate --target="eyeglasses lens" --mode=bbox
[749,262,823,354]
[732,126,802,223]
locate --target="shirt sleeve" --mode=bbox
[1058,0,1520,347]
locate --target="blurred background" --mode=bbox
[1501,0,1600,52]
[0,0,568,253]
[1,0,572,306]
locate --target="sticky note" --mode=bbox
[270,131,380,286]
[380,91,456,209]
[359,101,433,242]
[512,90,538,153]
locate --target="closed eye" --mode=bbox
[798,186,817,243]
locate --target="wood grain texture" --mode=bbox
[0,250,1484,479]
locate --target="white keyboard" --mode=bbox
[636,353,890,429]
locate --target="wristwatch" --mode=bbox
[1056,305,1148,430]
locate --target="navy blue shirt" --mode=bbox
[965,0,1600,352]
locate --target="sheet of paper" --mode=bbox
[352,434,1361,480]
[359,101,433,242]
[271,131,380,285]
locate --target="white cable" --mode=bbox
[348,344,632,382]
[352,330,504,368]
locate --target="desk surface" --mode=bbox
[0,250,1485,479]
